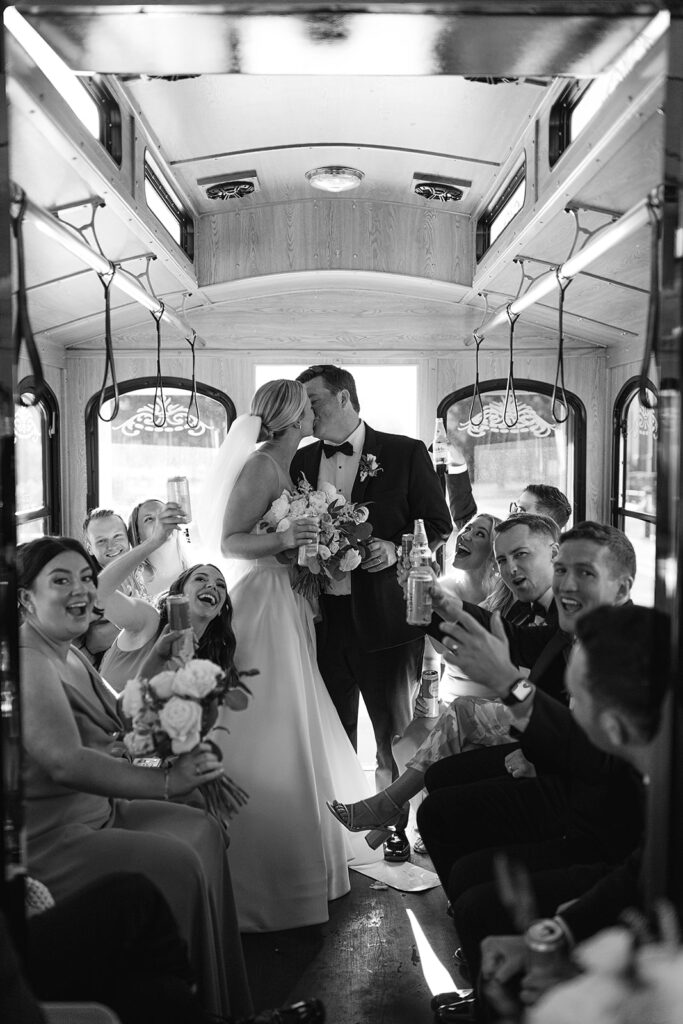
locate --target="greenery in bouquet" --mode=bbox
[122,658,256,824]
[257,475,373,602]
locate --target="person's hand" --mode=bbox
[170,742,224,796]
[151,502,186,547]
[360,538,398,573]
[505,748,537,779]
[520,960,577,1006]
[446,440,467,467]
[430,578,464,620]
[279,516,319,552]
[439,610,519,691]
[481,935,527,985]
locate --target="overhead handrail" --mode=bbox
[503,305,519,428]
[476,195,655,342]
[151,302,167,428]
[552,269,571,424]
[10,190,46,406]
[638,192,662,410]
[96,269,120,423]
[15,187,198,342]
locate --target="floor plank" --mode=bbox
[242,853,465,1024]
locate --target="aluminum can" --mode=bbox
[525,918,566,977]
[401,533,414,562]
[167,594,191,630]
[297,514,320,566]
[167,476,192,521]
[406,567,433,625]
[415,667,440,717]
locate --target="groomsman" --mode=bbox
[292,365,451,858]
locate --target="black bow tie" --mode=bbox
[521,601,548,622]
[322,441,354,459]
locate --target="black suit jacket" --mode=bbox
[291,424,452,652]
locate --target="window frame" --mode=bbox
[85,377,236,510]
[15,376,61,536]
[144,150,195,259]
[437,377,586,522]
[83,76,122,166]
[548,79,589,168]
[476,159,527,262]
[611,376,657,533]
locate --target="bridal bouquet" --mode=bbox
[122,659,255,824]
[257,476,373,602]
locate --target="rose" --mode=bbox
[318,545,331,560]
[319,482,337,498]
[121,677,145,719]
[308,491,329,514]
[289,497,308,517]
[265,494,291,524]
[353,506,369,523]
[148,670,177,700]
[331,493,347,507]
[339,548,362,571]
[158,696,202,753]
[124,729,156,757]
[275,517,291,533]
[173,659,222,699]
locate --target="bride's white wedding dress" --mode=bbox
[209,453,381,932]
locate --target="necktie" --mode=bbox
[521,601,547,625]
[322,441,354,459]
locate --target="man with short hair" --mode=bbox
[479,604,670,1014]
[418,523,640,984]
[509,484,572,527]
[83,507,131,567]
[292,364,452,861]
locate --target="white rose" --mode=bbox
[148,670,177,700]
[265,494,291,523]
[121,677,145,719]
[289,498,308,517]
[158,696,202,754]
[318,545,331,560]
[354,505,369,522]
[309,492,329,513]
[275,517,291,533]
[339,548,362,572]
[173,659,222,699]
[328,539,340,555]
[332,493,347,507]
[319,482,337,498]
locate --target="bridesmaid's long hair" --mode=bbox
[157,563,240,689]
[251,379,307,441]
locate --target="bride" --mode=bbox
[198,379,380,933]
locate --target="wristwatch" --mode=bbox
[502,677,534,706]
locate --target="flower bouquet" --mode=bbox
[122,658,256,825]
[257,475,373,603]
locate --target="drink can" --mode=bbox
[167,476,192,521]
[167,594,191,630]
[406,568,433,625]
[420,668,440,699]
[525,918,566,975]
[401,533,414,562]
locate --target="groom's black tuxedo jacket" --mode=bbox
[290,423,452,653]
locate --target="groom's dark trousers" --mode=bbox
[291,423,451,787]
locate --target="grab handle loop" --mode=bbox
[638,192,661,411]
[551,269,571,424]
[11,190,46,406]
[503,305,519,428]
[468,332,485,427]
[96,269,120,422]
[186,329,199,428]
[151,301,167,427]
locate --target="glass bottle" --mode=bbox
[410,519,431,566]
[432,418,449,467]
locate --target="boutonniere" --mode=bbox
[359,453,382,482]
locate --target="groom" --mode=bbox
[292,365,452,858]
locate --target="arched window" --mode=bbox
[15,377,61,541]
[438,379,586,523]
[612,378,657,606]
[85,378,236,513]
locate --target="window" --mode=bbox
[476,160,526,261]
[612,379,657,606]
[437,379,586,524]
[144,151,194,258]
[84,77,122,166]
[15,378,60,542]
[86,379,235,514]
[254,364,419,439]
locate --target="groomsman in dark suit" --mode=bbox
[291,365,451,856]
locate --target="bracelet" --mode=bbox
[163,764,171,801]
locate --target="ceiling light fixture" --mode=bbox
[305,166,363,193]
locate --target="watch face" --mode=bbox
[510,679,534,702]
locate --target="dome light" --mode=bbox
[305,166,364,193]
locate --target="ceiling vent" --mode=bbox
[198,171,260,200]
[412,173,472,203]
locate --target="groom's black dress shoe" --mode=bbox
[383,829,411,862]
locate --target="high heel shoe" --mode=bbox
[326,796,405,850]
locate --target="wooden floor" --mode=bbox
[242,846,464,1024]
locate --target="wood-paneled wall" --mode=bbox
[63,344,607,537]
[198,201,472,287]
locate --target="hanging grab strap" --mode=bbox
[11,190,46,407]
[638,192,661,410]
[96,269,120,422]
[503,305,519,428]
[468,331,485,427]
[185,329,199,428]
[151,302,167,427]
[551,269,571,424]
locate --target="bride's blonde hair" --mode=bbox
[251,379,308,441]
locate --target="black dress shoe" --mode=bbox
[383,829,411,862]
[431,995,478,1022]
